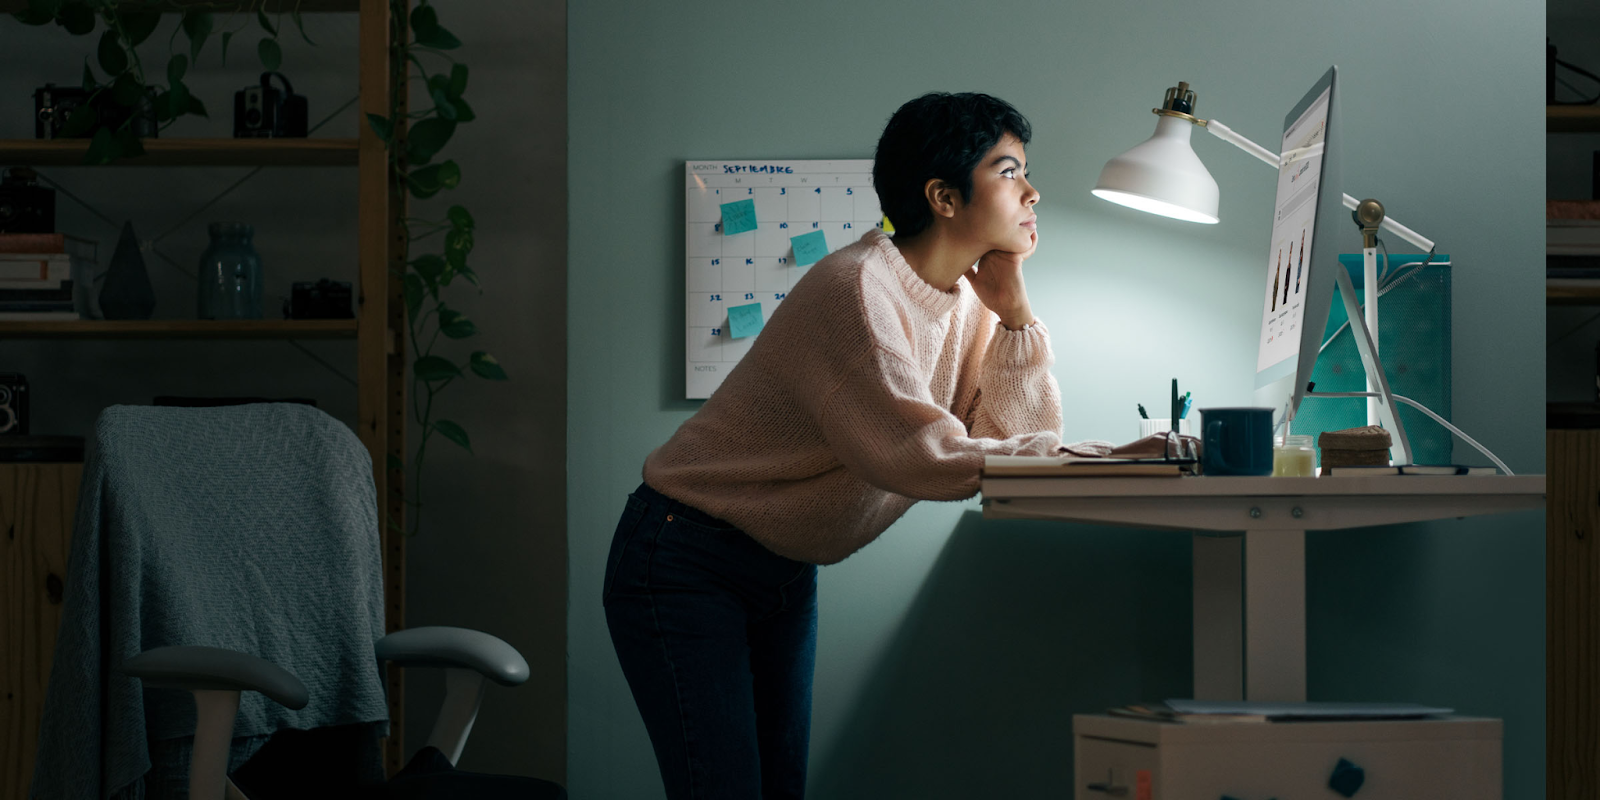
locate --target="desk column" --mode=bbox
[1193,528,1307,703]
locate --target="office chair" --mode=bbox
[122,627,563,800]
[31,403,563,800]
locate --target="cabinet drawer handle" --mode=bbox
[1085,778,1129,796]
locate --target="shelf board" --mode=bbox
[0,138,360,167]
[1549,106,1600,133]
[0,319,357,339]
[1549,281,1600,304]
[2,0,356,11]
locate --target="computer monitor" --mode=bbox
[1253,66,1342,425]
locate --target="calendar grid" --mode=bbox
[685,160,881,399]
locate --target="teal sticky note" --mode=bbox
[791,230,829,266]
[720,199,757,235]
[728,302,764,339]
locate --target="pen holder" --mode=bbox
[1138,418,1191,439]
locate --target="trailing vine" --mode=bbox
[366,0,507,536]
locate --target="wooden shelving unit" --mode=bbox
[0,138,360,167]
[0,0,412,787]
[1548,282,1600,305]
[1549,105,1600,133]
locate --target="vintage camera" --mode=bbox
[285,279,354,319]
[234,72,308,138]
[33,83,158,141]
[0,374,30,436]
[0,168,55,234]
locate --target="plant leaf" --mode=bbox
[166,79,190,121]
[366,113,393,144]
[409,4,438,39]
[415,23,460,50]
[444,228,473,269]
[405,117,454,165]
[59,103,98,137]
[448,63,468,98]
[256,9,277,36]
[110,72,142,107]
[429,86,457,121]
[85,126,116,164]
[449,96,475,123]
[181,11,213,63]
[221,31,234,65]
[55,2,93,34]
[432,419,471,453]
[406,160,460,199]
[97,29,128,75]
[403,272,424,319]
[187,93,208,118]
[456,264,479,287]
[413,355,460,381]
[258,37,282,72]
[166,53,187,84]
[118,9,160,46]
[291,11,315,45]
[469,351,508,380]
[447,205,474,231]
[437,307,476,339]
[14,9,54,25]
[410,254,445,285]
[80,58,96,91]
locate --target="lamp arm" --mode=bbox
[1203,119,1436,252]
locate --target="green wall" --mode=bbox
[568,1,1546,796]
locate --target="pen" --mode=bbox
[1138,403,1149,420]
[1181,396,1193,419]
[1170,378,1179,436]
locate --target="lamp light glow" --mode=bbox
[1090,188,1220,224]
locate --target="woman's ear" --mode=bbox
[923,178,960,220]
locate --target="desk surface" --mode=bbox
[982,474,1546,498]
[980,475,1545,533]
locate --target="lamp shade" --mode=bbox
[1092,115,1220,224]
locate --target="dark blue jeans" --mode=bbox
[603,483,818,800]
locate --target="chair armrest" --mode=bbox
[119,645,309,710]
[374,626,530,687]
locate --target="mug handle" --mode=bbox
[1205,419,1230,473]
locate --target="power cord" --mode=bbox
[1303,389,1513,475]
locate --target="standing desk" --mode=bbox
[979,474,1546,702]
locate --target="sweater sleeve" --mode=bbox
[966,319,1065,441]
[817,344,1062,502]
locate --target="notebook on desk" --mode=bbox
[983,454,1197,477]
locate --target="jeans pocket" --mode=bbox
[602,495,650,602]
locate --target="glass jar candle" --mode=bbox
[1273,434,1317,477]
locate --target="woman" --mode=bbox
[603,92,1064,800]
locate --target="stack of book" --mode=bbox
[0,232,97,320]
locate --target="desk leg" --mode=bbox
[1243,529,1306,702]
[1193,533,1243,700]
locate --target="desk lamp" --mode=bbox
[1092,80,1436,430]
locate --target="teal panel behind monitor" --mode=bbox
[1293,254,1451,465]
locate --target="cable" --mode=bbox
[1552,55,1600,105]
[1303,390,1513,475]
[1318,248,1441,355]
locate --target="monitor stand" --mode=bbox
[1329,264,1414,466]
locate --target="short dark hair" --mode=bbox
[872,92,1033,240]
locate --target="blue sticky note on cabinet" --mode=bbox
[728,302,764,339]
[720,199,757,235]
[790,230,829,266]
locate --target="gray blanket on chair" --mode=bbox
[30,404,390,800]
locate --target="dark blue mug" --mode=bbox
[1200,407,1275,476]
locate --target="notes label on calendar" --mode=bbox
[790,230,829,266]
[720,199,758,235]
[728,302,764,339]
[880,215,894,233]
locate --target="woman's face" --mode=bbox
[951,133,1040,253]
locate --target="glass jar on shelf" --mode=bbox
[197,222,263,320]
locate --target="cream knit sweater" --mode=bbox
[643,229,1063,565]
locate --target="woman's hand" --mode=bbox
[964,231,1037,330]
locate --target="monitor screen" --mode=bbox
[1256,84,1330,382]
